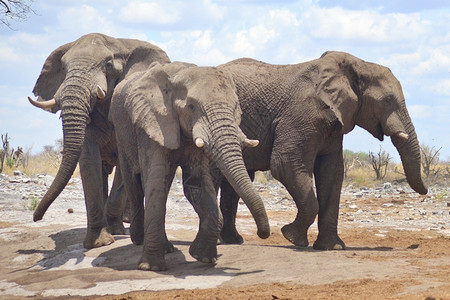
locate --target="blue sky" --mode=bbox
[0,0,449,161]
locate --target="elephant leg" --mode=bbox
[139,149,176,271]
[182,164,221,263]
[117,154,145,246]
[272,160,318,247]
[105,164,127,235]
[313,145,346,250]
[219,171,254,244]
[79,138,114,249]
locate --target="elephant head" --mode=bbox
[112,62,270,239]
[29,33,170,221]
[318,51,427,195]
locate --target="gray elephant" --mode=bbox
[109,62,270,271]
[217,51,427,249]
[28,33,171,248]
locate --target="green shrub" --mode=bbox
[23,197,40,211]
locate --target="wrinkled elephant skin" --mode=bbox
[110,62,269,271]
[30,33,170,249]
[218,51,427,249]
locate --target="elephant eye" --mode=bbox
[187,103,195,112]
[105,61,114,72]
[384,96,395,106]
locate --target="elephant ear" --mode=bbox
[118,38,171,81]
[317,51,360,134]
[32,41,74,105]
[125,63,180,150]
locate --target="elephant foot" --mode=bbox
[189,236,218,263]
[220,226,244,244]
[313,232,346,250]
[130,214,144,245]
[106,215,126,235]
[138,254,167,271]
[122,205,132,224]
[281,223,309,247]
[165,238,175,254]
[83,227,115,249]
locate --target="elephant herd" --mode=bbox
[29,33,427,271]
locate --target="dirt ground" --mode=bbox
[0,173,449,299]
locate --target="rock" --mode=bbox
[13,170,23,176]
[383,182,392,190]
[42,175,54,187]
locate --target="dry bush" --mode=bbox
[2,138,80,177]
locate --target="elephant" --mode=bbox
[28,33,171,248]
[109,61,270,271]
[216,51,428,249]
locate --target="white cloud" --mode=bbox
[407,105,432,120]
[0,42,21,64]
[432,79,450,97]
[119,0,225,28]
[57,5,115,36]
[304,6,428,43]
[119,1,180,25]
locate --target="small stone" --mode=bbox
[13,170,23,176]
[68,208,74,214]
[349,204,358,209]
[353,192,363,198]
[407,244,419,249]
[383,182,392,190]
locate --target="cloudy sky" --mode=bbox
[1,0,449,161]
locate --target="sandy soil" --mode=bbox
[0,173,449,300]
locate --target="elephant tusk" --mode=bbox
[28,96,57,109]
[97,85,106,99]
[396,132,409,141]
[195,138,205,148]
[244,138,259,148]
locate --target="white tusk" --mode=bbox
[396,132,409,141]
[244,138,259,148]
[195,138,205,148]
[97,85,106,99]
[28,96,57,109]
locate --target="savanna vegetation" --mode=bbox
[1,132,447,189]
[0,133,79,177]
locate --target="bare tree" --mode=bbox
[420,144,442,177]
[1,0,36,29]
[369,146,392,180]
[0,133,12,173]
[43,139,63,169]
[344,151,361,178]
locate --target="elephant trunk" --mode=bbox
[204,107,270,239]
[390,112,427,195]
[33,82,91,221]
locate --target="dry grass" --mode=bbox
[345,163,406,188]
[2,152,447,190]
[2,152,80,177]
